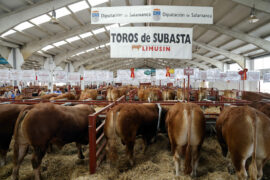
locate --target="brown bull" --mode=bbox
[177,88,188,101]
[40,93,59,100]
[0,104,27,166]
[162,89,176,101]
[50,92,76,100]
[79,89,98,100]
[12,103,95,180]
[216,106,270,180]
[166,103,205,177]
[104,103,167,166]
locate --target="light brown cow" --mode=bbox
[166,102,205,177]
[104,103,167,166]
[216,106,270,180]
[79,89,98,100]
[50,92,76,100]
[12,103,95,180]
[0,104,27,166]
[177,88,188,101]
[162,89,176,101]
[223,90,237,99]
[39,93,59,100]
[138,87,162,102]
[198,88,208,101]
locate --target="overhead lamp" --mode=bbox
[96,46,103,52]
[248,7,259,24]
[50,8,59,25]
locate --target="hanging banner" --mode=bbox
[110,27,192,59]
[53,71,67,83]
[117,69,132,81]
[135,69,151,80]
[263,73,270,83]
[91,6,213,24]
[247,71,260,82]
[68,72,80,82]
[156,69,167,80]
[36,70,50,82]
[10,69,22,81]
[199,71,207,81]
[22,70,36,82]
[0,69,10,80]
[84,71,96,82]
[226,71,241,81]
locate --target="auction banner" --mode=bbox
[91,6,213,24]
[0,69,10,81]
[110,27,192,59]
[36,70,50,82]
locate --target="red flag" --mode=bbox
[238,68,248,80]
[166,67,170,77]
[130,68,135,78]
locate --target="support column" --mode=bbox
[79,65,85,90]
[7,48,24,89]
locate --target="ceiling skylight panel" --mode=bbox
[14,22,33,31]
[1,30,16,37]
[86,48,95,52]
[76,51,86,55]
[88,0,108,6]
[49,7,71,18]
[68,1,89,12]
[80,32,92,38]
[105,43,110,46]
[92,28,105,34]
[42,45,54,51]
[30,14,50,25]
[53,41,67,46]
[120,23,129,26]
[105,24,119,30]
[66,36,80,42]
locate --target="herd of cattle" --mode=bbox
[10,85,238,102]
[0,88,269,180]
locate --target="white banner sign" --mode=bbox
[135,69,152,80]
[10,69,22,81]
[117,69,132,81]
[156,69,167,80]
[22,70,36,82]
[0,69,10,81]
[247,71,260,82]
[54,71,67,83]
[226,71,241,81]
[36,70,50,82]
[263,73,270,83]
[68,72,80,82]
[110,27,192,59]
[84,71,96,82]
[91,6,213,24]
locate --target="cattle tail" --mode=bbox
[12,106,33,179]
[248,112,258,180]
[184,109,192,175]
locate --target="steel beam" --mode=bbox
[0,0,82,34]
[21,23,102,59]
[193,41,245,68]
[203,24,270,52]
[232,0,270,14]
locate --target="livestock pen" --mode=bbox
[87,94,251,174]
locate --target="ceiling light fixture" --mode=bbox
[50,1,59,25]
[248,3,259,24]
